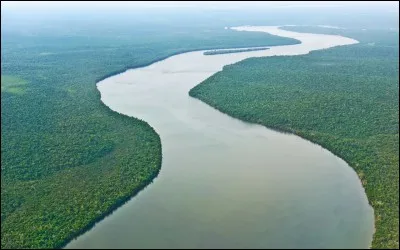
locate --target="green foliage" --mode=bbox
[1,75,28,95]
[204,47,270,55]
[1,15,299,249]
[190,28,399,249]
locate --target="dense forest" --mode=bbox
[190,27,399,249]
[204,47,269,55]
[0,7,299,248]
[2,3,398,249]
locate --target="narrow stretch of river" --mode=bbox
[66,26,374,249]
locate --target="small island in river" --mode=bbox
[204,47,269,55]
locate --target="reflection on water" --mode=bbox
[66,26,374,249]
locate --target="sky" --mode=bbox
[2,1,398,10]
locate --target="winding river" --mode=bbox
[66,26,374,249]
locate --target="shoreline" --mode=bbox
[60,29,302,249]
[66,25,374,249]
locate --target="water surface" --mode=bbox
[66,26,374,249]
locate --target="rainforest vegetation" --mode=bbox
[2,3,398,249]
[0,7,300,249]
[190,27,399,249]
[204,47,269,55]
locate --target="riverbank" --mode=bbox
[1,23,300,249]
[190,25,398,249]
[66,26,373,249]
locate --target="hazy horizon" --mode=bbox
[2,1,399,11]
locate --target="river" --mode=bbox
[65,26,374,249]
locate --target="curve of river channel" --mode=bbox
[66,26,374,249]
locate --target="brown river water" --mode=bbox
[65,26,374,249]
